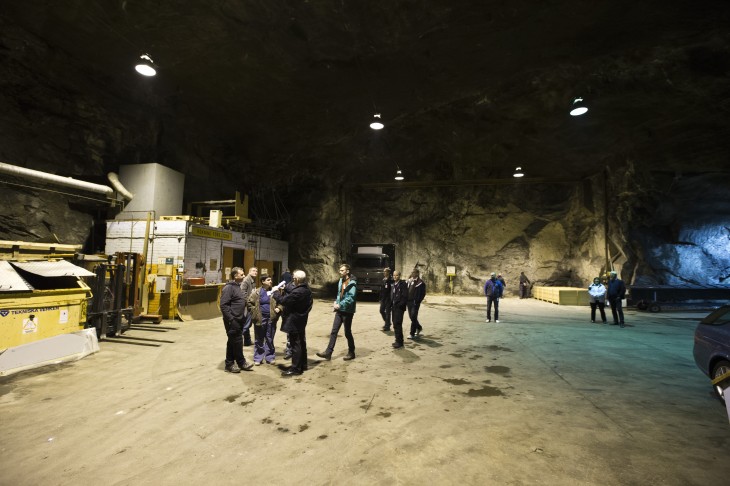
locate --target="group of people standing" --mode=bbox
[220,264,629,378]
[378,268,427,348]
[220,263,428,378]
[220,266,313,376]
[587,271,627,327]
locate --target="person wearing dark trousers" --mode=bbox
[379,267,393,331]
[607,270,626,327]
[246,275,277,365]
[484,272,504,323]
[219,267,254,373]
[406,269,426,339]
[275,270,313,376]
[588,277,607,323]
[240,266,258,346]
[272,280,293,359]
[390,270,408,348]
[317,264,357,361]
[519,271,531,299]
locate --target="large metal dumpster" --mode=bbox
[0,260,93,351]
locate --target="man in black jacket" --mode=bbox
[275,270,313,376]
[219,267,254,373]
[240,266,258,346]
[390,270,408,349]
[379,267,394,331]
[407,269,426,339]
[607,270,627,328]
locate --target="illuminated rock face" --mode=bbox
[283,171,730,295]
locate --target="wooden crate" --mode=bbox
[533,286,590,306]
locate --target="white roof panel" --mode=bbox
[0,261,34,292]
[11,260,96,277]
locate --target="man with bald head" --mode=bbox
[275,270,313,376]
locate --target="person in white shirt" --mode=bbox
[588,277,607,323]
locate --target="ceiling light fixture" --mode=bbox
[135,54,157,76]
[394,169,404,181]
[513,166,524,178]
[370,113,384,130]
[570,97,588,116]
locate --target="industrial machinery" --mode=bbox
[86,253,145,338]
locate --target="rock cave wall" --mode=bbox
[285,168,730,295]
[2,17,729,294]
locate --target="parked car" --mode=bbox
[693,305,730,402]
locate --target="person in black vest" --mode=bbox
[275,270,313,376]
[406,269,426,339]
[607,270,626,328]
[390,270,408,349]
[379,267,394,331]
[219,267,254,373]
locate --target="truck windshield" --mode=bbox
[354,257,385,268]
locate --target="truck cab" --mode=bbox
[348,244,396,296]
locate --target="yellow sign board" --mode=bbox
[190,226,232,241]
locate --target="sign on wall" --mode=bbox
[190,226,232,240]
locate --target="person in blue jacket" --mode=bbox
[317,264,357,361]
[484,272,504,323]
[607,270,627,327]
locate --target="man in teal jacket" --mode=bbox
[317,264,357,361]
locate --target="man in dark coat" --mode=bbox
[607,270,627,327]
[519,271,531,299]
[240,266,258,346]
[379,267,394,331]
[275,270,313,376]
[390,270,409,348]
[407,269,426,339]
[484,272,504,323]
[219,267,254,373]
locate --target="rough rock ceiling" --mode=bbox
[4,1,730,185]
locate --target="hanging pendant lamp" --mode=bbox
[570,97,588,116]
[370,113,384,130]
[135,54,157,76]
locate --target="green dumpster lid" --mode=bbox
[0,261,34,292]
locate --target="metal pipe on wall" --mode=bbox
[0,161,134,202]
[0,161,114,196]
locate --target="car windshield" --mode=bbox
[700,306,730,326]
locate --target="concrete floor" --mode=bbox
[1,296,729,485]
